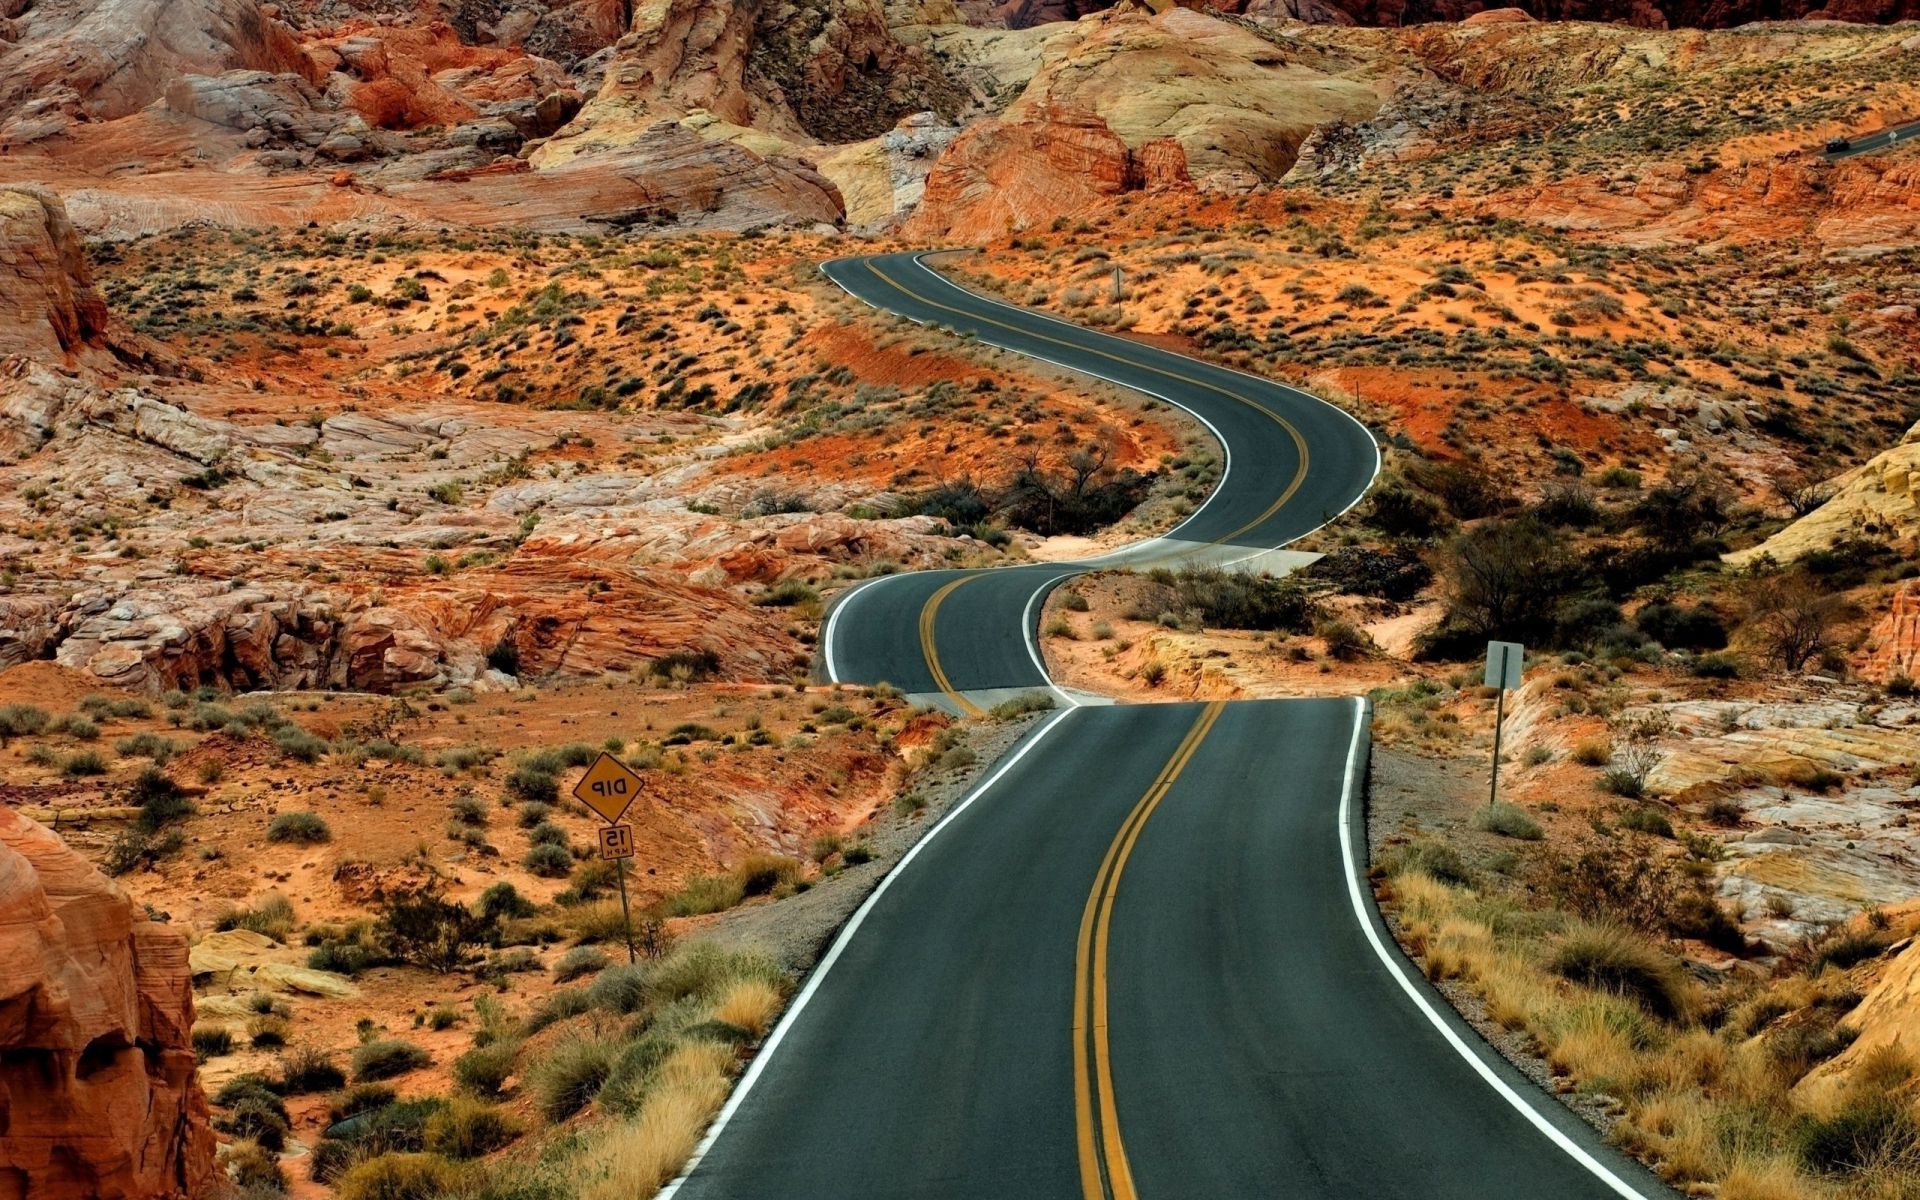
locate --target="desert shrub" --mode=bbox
[329,1083,398,1123]
[216,893,296,941]
[267,811,330,843]
[1544,850,1743,953]
[1794,1102,1920,1176]
[645,943,783,1010]
[523,989,593,1036]
[1421,516,1587,656]
[380,891,493,974]
[308,926,384,976]
[1407,459,1512,520]
[454,1039,522,1098]
[516,801,552,827]
[1571,740,1611,767]
[736,854,802,898]
[1805,928,1891,976]
[193,1025,234,1059]
[1381,840,1472,885]
[449,795,487,826]
[61,750,107,777]
[529,1036,619,1121]
[424,1096,521,1159]
[586,964,650,1015]
[221,1088,292,1151]
[117,732,178,763]
[990,692,1055,721]
[554,945,611,983]
[1548,924,1691,1021]
[225,1140,286,1193]
[332,1152,460,1200]
[0,704,49,743]
[53,714,99,740]
[352,1039,431,1083]
[1142,565,1319,632]
[1365,485,1452,540]
[1316,619,1374,661]
[663,872,746,918]
[279,1045,347,1093]
[248,1015,290,1049]
[1616,807,1674,838]
[1634,602,1728,651]
[1690,653,1742,679]
[478,882,536,921]
[528,821,569,847]
[129,768,193,830]
[1471,803,1542,840]
[523,843,572,877]
[273,726,330,762]
[506,765,559,804]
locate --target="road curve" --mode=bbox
[659,254,1674,1200]
[1826,119,1919,160]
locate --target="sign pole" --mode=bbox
[614,857,636,964]
[1483,640,1522,809]
[573,751,644,965]
[1489,683,1505,809]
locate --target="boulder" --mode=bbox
[0,809,213,1199]
[903,102,1185,239]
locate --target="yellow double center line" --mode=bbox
[867,260,1312,548]
[917,575,986,717]
[1074,701,1226,1200]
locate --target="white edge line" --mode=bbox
[1335,696,1655,1200]
[656,704,1079,1198]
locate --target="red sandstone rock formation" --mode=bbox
[1861,583,1920,685]
[903,103,1189,239]
[995,0,1916,26]
[0,809,214,1199]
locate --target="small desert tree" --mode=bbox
[1742,574,1843,672]
[380,890,493,975]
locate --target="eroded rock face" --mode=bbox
[996,0,1918,26]
[0,189,111,366]
[0,809,213,1199]
[0,0,312,144]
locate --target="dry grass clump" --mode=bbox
[1385,861,1920,1199]
[712,978,781,1039]
[576,1040,737,1200]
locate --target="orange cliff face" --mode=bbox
[0,809,214,1200]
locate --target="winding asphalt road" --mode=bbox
[659,254,1675,1200]
[1826,119,1919,160]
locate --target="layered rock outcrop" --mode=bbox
[996,0,1919,27]
[0,0,312,144]
[0,189,111,366]
[1727,420,1920,567]
[903,102,1186,237]
[0,809,213,1199]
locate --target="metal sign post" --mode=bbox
[1484,641,1523,808]
[574,752,644,963]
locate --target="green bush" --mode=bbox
[279,1045,346,1093]
[332,1152,461,1200]
[61,750,107,777]
[267,811,330,843]
[424,1096,521,1159]
[1470,803,1542,840]
[273,726,330,762]
[453,1039,521,1098]
[329,1083,397,1123]
[0,704,49,743]
[523,843,572,877]
[117,733,179,763]
[527,1036,618,1122]
[225,1139,285,1192]
[506,765,558,804]
[1616,807,1674,838]
[553,945,609,983]
[352,1039,431,1083]
[1795,1102,1920,1175]
[585,964,649,1015]
[192,1026,234,1059]
[478,882,536,921]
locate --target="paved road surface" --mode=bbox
[660,254,1675,1200]
[1826,120,1919,159]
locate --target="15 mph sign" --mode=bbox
[574,751,642,824]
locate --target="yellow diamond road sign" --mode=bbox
[573,751,642,824]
